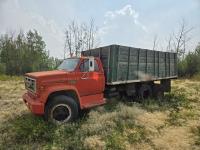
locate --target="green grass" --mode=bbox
[139,92,191,126]
[0,91,188,149]
[140,92,189,112]
[0,114,56,149]
[0,91,191,149]
[1,77,200,149]
[0,74,23,81]
[0,104,147,150]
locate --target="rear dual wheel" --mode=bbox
[138,84,164,101]
[153,84,164,101]
[138,84,153,100]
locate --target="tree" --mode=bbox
[152,35,158,50]
[64,19,99,58]
[168,19,193,60]
[0,33,17,75]
[166,35,173,52]
[178,42,200,77]
[195,42,200,54]
[185,52,199,76]
[0,30,55,75]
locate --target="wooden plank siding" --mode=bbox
[82,44,177,85]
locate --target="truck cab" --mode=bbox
[23,57,106,124]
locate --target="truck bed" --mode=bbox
[82,45,177,85]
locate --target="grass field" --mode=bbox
[0,77,200,150]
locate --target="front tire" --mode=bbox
[44,95,79,124]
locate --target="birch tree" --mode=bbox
[168,19,193,59]
[64,19,99,58]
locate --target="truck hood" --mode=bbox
[26,70,68,79]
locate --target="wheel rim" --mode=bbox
[51,104,72,123]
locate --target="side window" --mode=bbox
[80,59,89,72]
[94,60,99,72]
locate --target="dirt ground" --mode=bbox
[0,78,200,150]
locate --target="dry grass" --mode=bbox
[152,126,193,150]
[0,80,26,123]
[0,76,200,150]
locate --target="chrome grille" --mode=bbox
[25,77,36,93]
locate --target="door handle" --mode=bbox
[81,72,88,80]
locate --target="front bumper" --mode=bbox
[22,93,44,115]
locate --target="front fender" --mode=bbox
[40,84,81,105]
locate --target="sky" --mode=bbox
[0,0,200,58]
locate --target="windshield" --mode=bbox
[58,58,80,71]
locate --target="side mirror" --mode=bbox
[89,57,94,72]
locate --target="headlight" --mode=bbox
[25,77,36,93]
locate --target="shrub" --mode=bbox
[178,43,200,77]
[0,74,23,81]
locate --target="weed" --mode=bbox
[140,92,189,112]
[0,114,56,149]
[104,98,120,112]
[140,98,160,112]
[105,131,128,150]
[164,92,189,109]
[167,109,186,126]
[191,126,200,145]
[164,92,190,126]
[191,73,200,81]
[139,92,191,126]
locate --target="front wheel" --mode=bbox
[44,95,79,124]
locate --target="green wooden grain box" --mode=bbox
[82,44,177,85]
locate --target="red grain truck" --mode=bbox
[23,45,177,124]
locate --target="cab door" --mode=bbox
[76,58,104,97]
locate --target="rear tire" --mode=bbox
[153,84,164,101]
[138,84,153,101]
[44,95,79,124]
